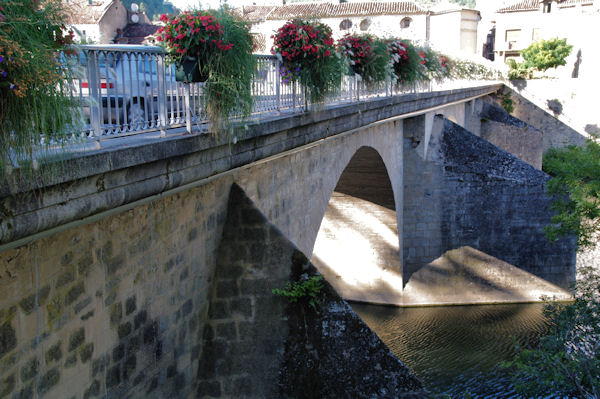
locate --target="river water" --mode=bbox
[351,302,552,398]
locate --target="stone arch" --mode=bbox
[310,146,403,304]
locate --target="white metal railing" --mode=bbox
[65,45,494,141]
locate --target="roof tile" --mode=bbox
[496,0,594,13]
[239,2,426,22]
[63,0,114,24]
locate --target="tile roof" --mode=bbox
[496,0,594,13]
[556,0,595,7]
[238,2,426,22]
[237,5,277,22]
[63,0,115,24]
[496,0,539,13]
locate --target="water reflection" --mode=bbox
[351,303,551,398]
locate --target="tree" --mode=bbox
[121,0,179,21]
[504,141,600,397]
[521,37,573,72]
[543,140,600,248]
[504,266,600,398]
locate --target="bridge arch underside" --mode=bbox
[311,147,404,305]
[235,119,403,262]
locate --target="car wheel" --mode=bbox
[128,101,145,130]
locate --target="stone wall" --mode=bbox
[403,115,576,288]
[0,178,231,398]
[198,184,425,398]
[479,100,543,169]
[498,86,588,152]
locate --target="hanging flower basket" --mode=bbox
[338,34,389,86]
[157,10,233,83]
[157,8,255,132]
[271,19,342,103]
[175,57,208,83]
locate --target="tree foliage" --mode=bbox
[121,0,178,21]
[522,37,573,72]
[543,140,600,248]
[504,266,600,398]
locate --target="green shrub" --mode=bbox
[504,266,600,397]
[542,140,600,248]
[272,275,324,313]
[506,58,533,80]
[521,37,573,72]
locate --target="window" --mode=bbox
[359,18,371,31]
[505,29,520,49]
[532,28,542,41]
[339,19,352,30]
[400,17,412,29]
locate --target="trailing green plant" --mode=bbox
[0,0,83,183]
[499,90,514,114]
[542,140,600,248]
[157,6,256,133]
[522,37,573,72]
[503,266,600,398]
[271,19,343,104]
[338,34,390,87]
[272,275,324,313]
[204,7,256,131]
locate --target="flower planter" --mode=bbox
[175,58,208,83]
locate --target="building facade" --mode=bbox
[493,0,600,78]
[64,0,128,44]
[238,1,480,56]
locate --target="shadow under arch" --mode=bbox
[310,146,405,305]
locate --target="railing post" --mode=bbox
[156,54,168,137]
[293,83,297,113]
[87,50,103,139]
[184,83,192,134]
[275,60,281,113]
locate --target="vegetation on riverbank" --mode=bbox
[505,140,600,397]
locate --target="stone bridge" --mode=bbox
[0,84,578,398]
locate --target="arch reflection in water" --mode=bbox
[352,302,552,398]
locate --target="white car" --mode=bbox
[68,45,178,132]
